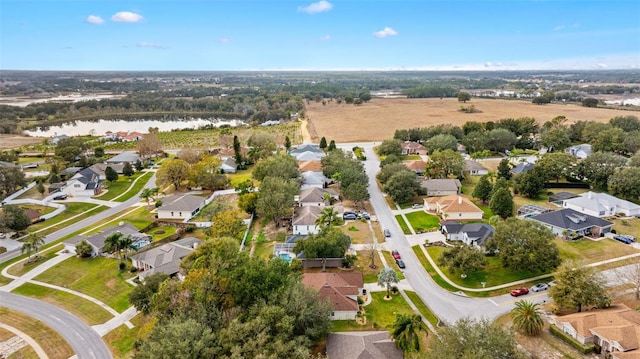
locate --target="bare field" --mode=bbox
[0,135,42,149]
[305,98,639,142]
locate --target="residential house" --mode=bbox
[60,167,82,180]
[89,163,125,179]
[220,157,237,173]
[302,272,364,320]
[563,192,640,218]
[157,194,206,220]
[290,143,326,161]
[105,131,145,142]
[301,171,328,189]
[464,160,489,176]
[326,331,403,359]
[61,168,102,196]
[424,195,484,220]
[131,237,201,281]
[0,161,16,167]
[549,192,580,206]
[297,160,323,172]
[215,147,249,160]
[441,221,494,247]
[296,187,339,207]
[47,182,65,194]
[63,222,146,256]
[260,120,281,126]
[49,134,68,145]
[511,162,535,175]
[552,305,640,357]
[401,141,427,155]
[567,143,593,159]
[24,209,41,223]
[529,208,614,238]
[421,179,462,196]
[106,151,140,165]
[292,205,322,235]
[404,160,427,175]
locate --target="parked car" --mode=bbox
[53,194,68,200]
[361,212,371,220]
[613,234,635,244]
[384,229,391,237]
[391,250,401,259]
[530,283,549,292]
[412,204,423,209]
[343,213,358,220]
[396,259,406,269]
[510,287,529,297]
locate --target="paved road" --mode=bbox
[0,292,112,359]
[340,143,549,323]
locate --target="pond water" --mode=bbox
[23,118,246,137]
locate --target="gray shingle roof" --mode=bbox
[132,237,201,279]
[421,179,462,192]
[530,208,613,231]
[159,194,205,212]
[106,151,140,164]
[65,223,140,251]
[326,332,403,359]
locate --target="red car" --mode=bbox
[391,250,401,259]
[510,287,529,297]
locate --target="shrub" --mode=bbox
[119,262,126,270]
[391,285,399,294]
[549,324,595,354]
[155,200,163,208]
[0,246,6,254]
[75,240,93,258]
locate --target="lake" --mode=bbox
[23,118,246,137]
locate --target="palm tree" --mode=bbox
[511,300,544,336]
[26,232,45,260]
[140,188,154,206]
[322,192,333,206]
[247,147,262,164]
[21,241,33,262]
[377,267,399,299]
[315,207,341,228]
[104,232,123,263]
[392,313,428,352]
[118,235,136,261]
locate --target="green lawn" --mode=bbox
[405,290,439,327]
[227,169,253,188]
[150,225,178,242]
[12,283,113,325]
[555,237,639,264]
[83,206,155,235]
[97,171,153,202]
[6,244,63,277]
[394,215,412,234]
[34,256,135,312]
[330,292,415,332]
[404,211,441,232]
[28,203,105,233]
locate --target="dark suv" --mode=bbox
[343,212,358,220]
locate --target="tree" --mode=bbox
[140,187,155,207]
[532,96,551,104]
[156,158,190,190]
[319,136,327,150]
[37,181,45,195]
[462,121,484,135]
[631,151,640,167]
[256,177,298,225]
[425,134,458,152]
[608,167,640,201]
[578,151,628,190]
[209,209,246,239]
[122,162,135,177]
[536,152,575,182]
[252,154,299,181]
[582,98,599,107]
[610,115,640,132]
[514,167,546,198]
[328,140,336,151]
[293,226,350,271]
[247,132,277,159]
[0,205,31,232]
[134,318,217,359]
[472,175,493,203]
[25,232,45,260]
[377,139,403,156]
[75,240,93,258]
[94,147,105,158]
[540,126,571,152]
[137,131,161,160]
[489,187,513,219]
[284,135,291,151]
[377,162,409,185]
[105,166,118,182]
[377,267,399,299]
[425,318,524,359]
[315,207,341,228]
[591,127,626,153]
[188,156,227,190]
[497,158,512,180]
[129,272,169,314]
[134,159,144,172]
[392,314,427,352]
[486,128,517,153]
[549,259,610,312]
[511,300,544,336]
[233,135,243,166]
[55,137,87,162]
[238,192,258,214]
[177,148,202,165]
[457,91,471,103]
[461,131,488,154]
[21,241,33,262]
[383,170,421,204]
[426,149,465,178]
[0,166,26,197]
[119,235,136,262]
[437,245,487,275]
[488,218,560,272]
[104,231,123,264]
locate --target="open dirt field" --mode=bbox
[0,135,43,149]
[305,98,640,142]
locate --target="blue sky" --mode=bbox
[1,0,639,71]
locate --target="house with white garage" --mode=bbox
[464,160,489,176]
[106,151,140,165]
[301,171,329,189]
[292,205,322,235]
[424,195,483,220]
[563,192,640,218]
[566,143,592,159]
[132,237,200,281]
[157,194,206,220]
[290,144,326,161]
[529,208,614,238]
[89,163,125,179]
[61,168,102,197]
[302,272,364,320]
[64,222,148,256]
[220,157,238,173]
[440,222,494,247]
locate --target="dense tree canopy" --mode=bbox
[425,134,458,152]
[156,158,191,190]
[426,149,464,178]
[489,187,514,219]
[252,154,299,181]
[549,260,610,312]
[383,170,421,204]
[608,167,640,202]
[256,177,298,225]
[578,151,628,190]
[0,205,31,232]
[0,166,26,199]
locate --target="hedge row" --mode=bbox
[549,324,595,354]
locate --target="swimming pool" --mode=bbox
[278,252,293,263]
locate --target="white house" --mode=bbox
[440,222,494,247]
[464,160,489,176]
[220,157,238,173]
[61,168,102,197]
[157,194,206,220]
[106,151,140,165]
[292,205,322,235]
[424,195,484,220]
[529,208,614,238]
[301,171,328,189]
[566,143,593,159]
[563,192,640,218]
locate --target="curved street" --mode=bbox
[0,292,112,359]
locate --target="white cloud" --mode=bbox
[111,11,143,23]
[298,1,333,14]
[136,42,167,49]
[86,15,105,24]
[554,25,565,31]
[319,35,331,41]
[373,27,398,38]
[218,37,230,44]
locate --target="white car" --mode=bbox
[530,283,549,292]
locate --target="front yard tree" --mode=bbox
[497,158,512,180]
[425,134,458,152]
[392,314,428,353]
[540,126,571,152]
[135,159,144,172]
[255,177,298,226]
[140,188,155,207]
[25,232,45,260]
[514,167,546,198]
[137,130,161,160]
[0,205,31,232]
[122,162,135,177]
[134,318,217,359]
[578,151,628,190]
[377,139,403,156]
[437,245,487,276]
[377,162,409,185]
[0,166,26,197]
[457,91,471,103]
[384,170,421,204]
[105,166,118,182]
[319,136,327,150]
[426,149,465,178]
[511,300,544,336]
[549,259,610,312]
[315,207,341,228]
[189,156,226,190]
[489,187,514,219]
[129,272,169,314]
[252,154,299,181]
[486,128,517,153]
[284,135,291,151]
[377,267,399,299]
[472,175,493,204]
[328,140,336,151]
[461,131,488,154]
[608,167,640,201]
[425,318,525,359]
[75,240,93,258]
[156,158,190,190]
[293,226,350,272]
[489,218,560,273]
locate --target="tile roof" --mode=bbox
[297,160,323,172]
[530,208,613,231]
[302,272,363,311]
[401,141,427,150]
[159,194,206,212]
[293,205,322,226]
[425,195,483,214]
[404,160,427,171]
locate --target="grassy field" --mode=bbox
[97,171,154,202]
[612,218,640,240]
[0,307,74,359]
[6,244,63,277]
[330,292,416,332]
[555,237,639,264]
[34,256,135,312]
[404,211,441,232]
[405,290,439,327]
[27,203,105,233]
[394,215,412,234]
[305,97,636,142]
[227,170,253,188]
[12,283,113,325]
[8,345,40,359]
[83,206,155,235]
